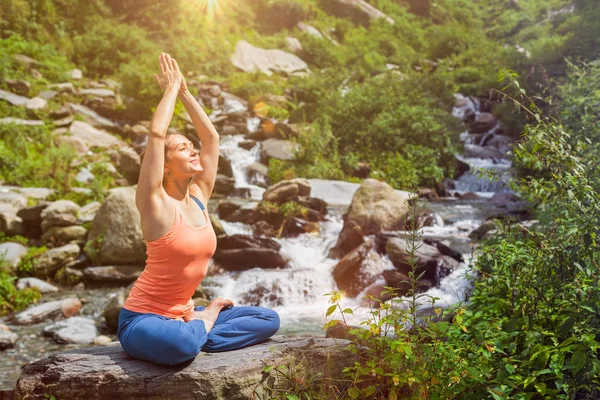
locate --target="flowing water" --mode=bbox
[0,94,514,390]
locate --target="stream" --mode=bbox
[0,94,514,391]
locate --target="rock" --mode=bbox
[83,266,144,284]
[13,297,81,325]
[214,241,287,270]
[218,235,281,251]
[214,174,236,196]
[93,335,112,346]
[124,124,149,141]
[26,97,47,110]
[103,289,128,332]
[285,37,302,52]
[221,92,249,115]
[239,140,256,150]
[85,186,146,265]
[13,54,38,68]
[0,117,44,126]
[220,124,239,136]
[247,162,269,186]
[40,200,80,231]
[217,201,242,220]
[54,135,89,155]
[331,179,411,258]
[485,134,513,153]
[0,191,28,208]
[409,0,430,17]
[43,317,98,344]
[35,243,81,277]
[332,240,385,298]
[231,40,309,77]
[70,104,117,130]
[260,138,301,164]
[53,115,74,128]
[218,156,234,178]
[0,210,23,236]
[463,144,504,159]
[80,88,115,97]
[281,217,320,238]
[0,242,28,270]
[0,89,28,106]
[6,79,31,95]
[297,22,324,38]
[30,68,43,79]
[15,336,351,400]
[38,90,58,100]
[70,69,83,80]
[209,214,225,236]
[47,82,75,93]
[385,237,459,285]
[16,278,59,293]
[75,167,95,184]
[41,225,88,246]
[263,178,310,203]
[0,324,18,350]
[111,146,141,185]
[459,192,482,201]
[69,121,125,149]
[76,202,101,224]
[469,221,496,241]
[320,0,394,26]
[360,282,399,308]
[469,112,497,134]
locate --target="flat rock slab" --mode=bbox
[15,336,350,400]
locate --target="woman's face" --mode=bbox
[165,134,203,178]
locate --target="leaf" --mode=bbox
[534,382,546,395]
[505,363,515,374]
[326,305,337,317]
[342,308,354,315]
[262,365,274,373]
[570,350,586,375]
[348,386,360,399]
[286,395,300,400]
[523,376,536,388]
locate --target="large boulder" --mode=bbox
[469,112,497,134]
[15,337,351,400]
[332,240,385,298]
[110,147,141,185]
[69,120,125,149]
[319,0,394,26]
[40,200,79,232]
[231,40,309,77]
[82,266,144,285]
[43,317,98,344]
[331,179,411,258]
[85,187,146,265]
[103,288,130,332]
[260,139,302,164]
[34,244,81,277]
[214,235,287,270]
[0,242,28,271]
[262,178,310,203]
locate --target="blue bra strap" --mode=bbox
[190,195,206,211]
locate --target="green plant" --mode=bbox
[17,245,47,276]
[0,256,41,315]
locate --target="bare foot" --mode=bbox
[184,297,234,332]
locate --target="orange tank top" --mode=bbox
[124,196,217,320]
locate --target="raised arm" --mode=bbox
[177,73,220,203]
[135,53,182,213]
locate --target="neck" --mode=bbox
[164,177,191,202]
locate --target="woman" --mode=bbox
[117,53,280,366]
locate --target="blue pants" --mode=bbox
[117,305,280,366]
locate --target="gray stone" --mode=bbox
[77,201,102,224]
[43,316,98,344]
[15,336,351,400]
[0,190,27,208]
[6,79,31,95]
[83,266,144,284]
[35,243,81,277]
[0,242,28,270]
[85,187,146,265]
[103,289,129,332]
[0,117,44,126]
[47,82,75,93]
[0,210,23,236]
[16,277,59,293]
[70,69,83,80]
[320,0,394,26]
[53,115,74,127]
[41,200,80,231]
[463,144,505,159]
[260,139,302,164]
[54,135,89,155]
[285,36,302,52]
[26,97,47,110]
[13,297,82,325]
[231,40,309,76]
[12,187,54,200]
[80,88,115,97]
[111,147,141,185]
[214,175,236,196]
[41,225,88,245]
[75,167,95,184]
[333,240,385,298]
[0,89,28,106]
[263,178,310,203]
[69,120,124,149]
[0,324,18,350]
[13,54,38,68]
[70,104,117,130]
[38,90,58,100]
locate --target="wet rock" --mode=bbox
[281,217,320,238]
[40,200,80,232]
[360,282,400,308]
[214,238,287,270]
[43,317,98,344]
[459,192,482,201]
[331,179,410,258]
[260,139,302,164]
[6,79,31,95]
[247,163,269,187]
[469,221,496,241]
[214,174,235,196]
[13,297,81,325]
[104,289,129,332]
[16,278,59,293]
[15,336,351,400]
[217,201,242,220]
[85,187,146,265]
[263,178,310,203]
[231,40,309,77]
[332,240,386,298]
[239,140,256,150]
[217,156,234,178]
[463,144,504,159]
[385,237,459,285]
[220,124,239,136]
[469,112,497,134]
[320,0,394,26]
[0,324,18,350]
[0,242,28,271]
[0,89,28,106]
[34,243,80,277]
[83,266,144,284]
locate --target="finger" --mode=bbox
[164,53,173,71]
[153,74,160,85]
[171,57,179,71]
[159,53,167,75]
